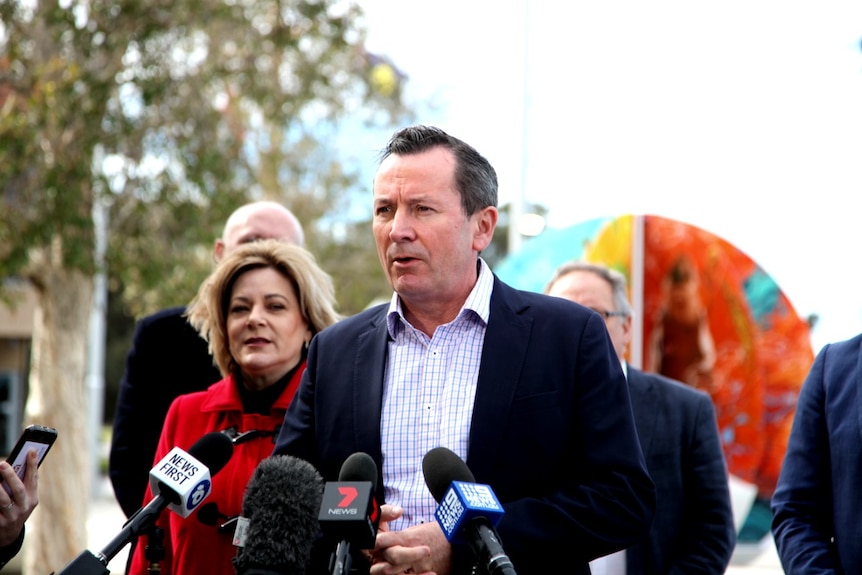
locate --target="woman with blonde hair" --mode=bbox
[128,239,339,575]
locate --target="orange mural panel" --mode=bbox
[579,215,814,498]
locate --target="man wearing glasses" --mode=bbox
[545,261,735,575]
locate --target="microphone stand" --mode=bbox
[54,503,163,575]
[329,540,351,575]
[145,526,165,573]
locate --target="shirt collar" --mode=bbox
[387,258,493,337]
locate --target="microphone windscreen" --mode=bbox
[337,452,377,483]
[422,447,475,503]
[235,455,324,575]
[188,431,235,475]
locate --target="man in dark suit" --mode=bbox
[771,333,862,573]
[109,200,304,517]
[545,261,735,575]
[274,125,655,575]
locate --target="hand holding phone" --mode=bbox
[2,425,57,496]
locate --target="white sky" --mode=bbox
[358,0,862,353]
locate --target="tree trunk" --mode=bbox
[23,266,93,574]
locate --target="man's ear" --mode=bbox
[213,239,226,263]
[472,206,499,252]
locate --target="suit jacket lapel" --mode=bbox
[467,279,533,478]
[353,308,390,462]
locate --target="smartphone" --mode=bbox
[2,425,58,494]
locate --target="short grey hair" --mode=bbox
[544,261,632,318]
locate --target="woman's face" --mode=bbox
[226,266,310,389]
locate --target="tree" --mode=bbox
[0,1,409,571]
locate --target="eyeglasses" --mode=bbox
[589,307,627,320]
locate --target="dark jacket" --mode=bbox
[109,306,221,518]
[0,527,24,571]
[771,333,862,574]
[625,367,735,574]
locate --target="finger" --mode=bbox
[376,503,402,534]
[22,450,38,488]
[369,561,433,575]
[0,462,16,485]
[0,462,22,502]
[379,504,403,523]
[374,543,431,570]
[369,562,435,575]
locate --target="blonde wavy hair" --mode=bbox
[185,239,341,376]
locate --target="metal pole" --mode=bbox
[630,214,645,369]
[508,0,530,256]
[87,194,107,497]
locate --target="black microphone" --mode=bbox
[232,454,324,575]
[422,447,518,575]
[318,452,381,575]
[54,431,235,575]
[197,501,240,534]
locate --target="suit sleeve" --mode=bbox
[666,393,735,575]
[771,345,838,574]
[0,527,24,571]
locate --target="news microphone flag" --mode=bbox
[53,432,234,575]
[318,452,381,575]
[423,446,518,575]
[318,464,379,547]
[149,445,213,518]
[435,480,504,543]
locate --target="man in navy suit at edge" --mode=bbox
[772,331,862,574]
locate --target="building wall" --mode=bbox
[0,285,34,454]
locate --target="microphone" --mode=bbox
[232,455,324,575]
[422,447,518,575]
[318,452,381,575]
[53,432,234,575]
[148,438,221,518]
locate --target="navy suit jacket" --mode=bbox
[772,333,862,574]
[625,367,735,575]
[109,306,222,517]
[275,277,655,575]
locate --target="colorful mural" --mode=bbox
[496,214,814,498]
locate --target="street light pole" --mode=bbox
[508,0,530,256]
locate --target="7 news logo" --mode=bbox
[327,486,359,515]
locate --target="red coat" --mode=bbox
[128,364,304,575]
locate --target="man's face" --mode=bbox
[372,147,496,313]
[547,270,631,361]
